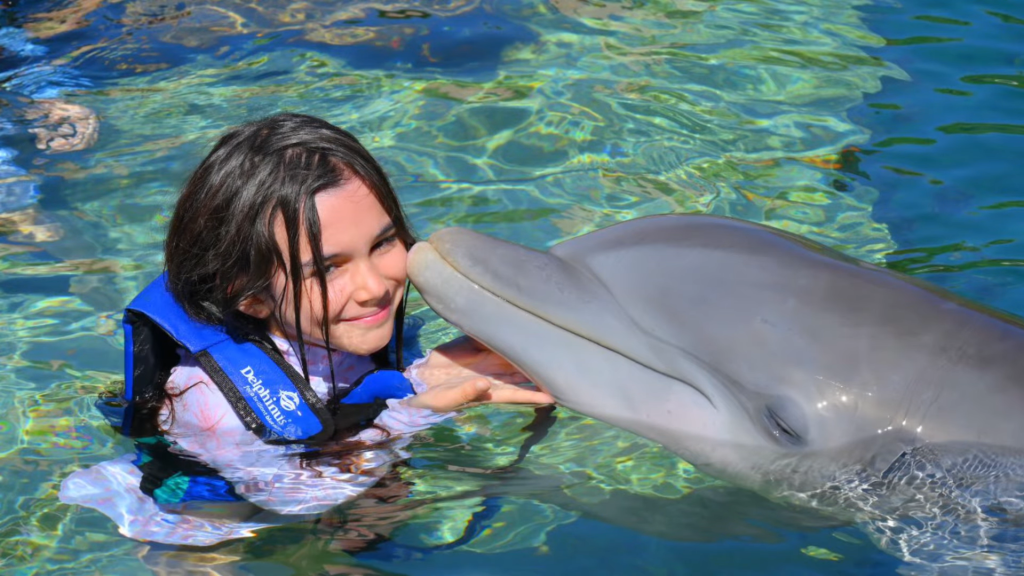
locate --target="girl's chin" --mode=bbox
[334,327,395,356]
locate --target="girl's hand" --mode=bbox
[404,336,553,412]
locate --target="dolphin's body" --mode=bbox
[407,214,1024,571]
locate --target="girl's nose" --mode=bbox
[348,258,389,304]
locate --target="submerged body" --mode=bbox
[407,214,1024,571]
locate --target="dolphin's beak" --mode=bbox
[413,228,638,350]
[406,235,560,398]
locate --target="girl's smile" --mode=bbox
[341,304,390,325]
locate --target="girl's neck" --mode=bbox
[269,333,354,375]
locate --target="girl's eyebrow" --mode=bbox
[302,222,396,270]
[373,222,397,241]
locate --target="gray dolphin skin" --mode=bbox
[407,214,1024,571]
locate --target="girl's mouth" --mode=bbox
[342,305,390,325]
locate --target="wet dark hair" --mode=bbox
[142,113,415,436]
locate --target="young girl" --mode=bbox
[60,112,552,545]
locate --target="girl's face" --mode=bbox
[252,178,408,356]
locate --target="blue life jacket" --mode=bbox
[121,272,414,444]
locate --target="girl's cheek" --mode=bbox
[306,276,338,307]
[327,282,350,314]
[387,246,409,280]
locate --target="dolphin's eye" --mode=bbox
[764,406,805,447]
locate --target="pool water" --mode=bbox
[0,0,1021,574]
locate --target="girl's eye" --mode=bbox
[373,234,399,252]
[307,235,400,278]
[306,260,341,279]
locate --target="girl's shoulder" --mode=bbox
[165,348,213,394]
[161,348,249,439]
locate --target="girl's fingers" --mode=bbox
[484,383,554,406]
[436,378,492,412]
[407,377,553,413]
[454,379,551,407]
[458,378,492,406]
[406,379,490,412]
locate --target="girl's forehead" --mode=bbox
[314,179,390,229]
[271,179,393,256]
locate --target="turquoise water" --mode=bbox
[0,0,1020,574]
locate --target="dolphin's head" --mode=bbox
[407,216,893,489]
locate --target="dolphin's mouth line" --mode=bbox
[427,243,718,411]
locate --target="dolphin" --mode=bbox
[407,214,1024,571]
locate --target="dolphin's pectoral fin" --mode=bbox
[854,442,1024,573]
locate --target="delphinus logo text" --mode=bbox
[241,366,288,426]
